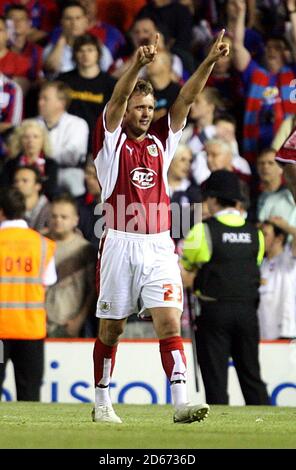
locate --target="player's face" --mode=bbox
[124,93,155,138]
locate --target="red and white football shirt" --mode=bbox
[93,106,184,233]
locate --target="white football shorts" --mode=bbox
[96,229,183,319]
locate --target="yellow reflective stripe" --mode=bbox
[0,277,42,284]
[257,230,265,265]
[39,236,47,277]
[181,223,212,270]
[216,214,245,226]
[0,302,44,309]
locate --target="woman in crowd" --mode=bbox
[0,119,58,199]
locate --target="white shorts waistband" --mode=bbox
[106,228,171,241]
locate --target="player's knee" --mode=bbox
[157,318,180,338]
[98,319,125,345]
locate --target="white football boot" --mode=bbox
[173,403,210,424]
[92,405,122,423]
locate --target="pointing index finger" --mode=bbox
[215,28,225,44]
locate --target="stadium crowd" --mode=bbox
[1,0,296,346]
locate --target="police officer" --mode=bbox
[0,188,56,401]
[181,170,269,405]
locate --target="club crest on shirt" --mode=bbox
[99,301,112,313]
[147,144,158,157]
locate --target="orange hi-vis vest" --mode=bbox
[0,227,56,339]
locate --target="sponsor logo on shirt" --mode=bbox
[147,144,159,157]
[130,167,157,189]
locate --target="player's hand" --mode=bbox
[206,29,230,65]
[135,33,159,66]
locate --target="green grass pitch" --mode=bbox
[0,403,296,449]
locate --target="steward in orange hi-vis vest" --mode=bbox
[0,227,56,339]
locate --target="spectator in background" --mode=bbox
[80,0,126,59]
[145,49,181,121]
[37,80,89,196]
[0,188,56,401]
[206,34,244,128]
[168,144,201,244]
[0,16,30,94]
[214,114,251,179]
[258,218,296,340]
[1,119,58,200]
[76,158,103,250]
[96,0,146,33]
[224,0,265,62]
[45,193,97,338]
[205,138,233,173]
[181,87,223,158]
[5,5,43,82]
[0,0,60,44]
[232,0,296,164]
[111,16,185,82]
[43,1,113,78]
[181,170,269,405]
[253,149,284,218]
[4,4,45,117]
[136,0,194,73]
[195,138,251,189]
[13,165,51,232]
[257,166,296,230]
[0,72,23,161]
[58,34,116,153]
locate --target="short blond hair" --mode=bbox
[8,119,52,159]
[131,79,154,98]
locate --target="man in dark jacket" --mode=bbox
[181,170,269,405]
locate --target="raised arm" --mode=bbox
[105,34,159,133]
[169,30,230,133]
[232,0,251,72]
[43,35,67,74]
